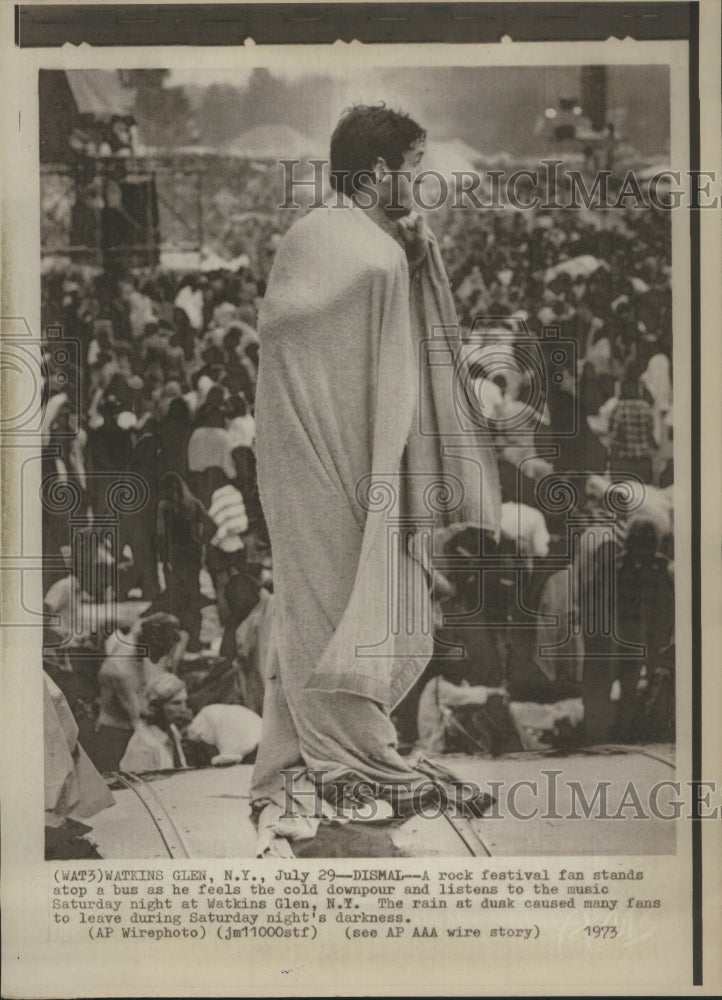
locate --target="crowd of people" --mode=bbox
[41,184,675,797]
[417,199,673,749]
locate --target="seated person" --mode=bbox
[416,674,514,756]
[94,612,182,772]
[185,703,263,766]
[120,672,191,772]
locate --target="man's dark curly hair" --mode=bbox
[329,103,426,199]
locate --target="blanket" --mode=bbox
[251,202,500,811]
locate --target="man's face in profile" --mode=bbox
[378,139,426,215]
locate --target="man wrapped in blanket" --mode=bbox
[250,105,501,853]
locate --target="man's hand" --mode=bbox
[397,211,429,268]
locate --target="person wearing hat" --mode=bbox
[119,671,191,773]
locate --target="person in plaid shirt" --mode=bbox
[608,377,658,483]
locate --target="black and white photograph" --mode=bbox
[38,58,682,859]
[1,3,720,996]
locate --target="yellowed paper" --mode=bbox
[1,1,721,995]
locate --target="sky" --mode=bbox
[168,64,670,158]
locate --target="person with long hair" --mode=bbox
[119,672,191,772]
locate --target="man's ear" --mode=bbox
[373,156,389,179]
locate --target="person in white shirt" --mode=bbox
[185,703,263,766]
[226,394,256,452]
[207,480,249,624]
[120,672,191,773]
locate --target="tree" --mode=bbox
[196,84,247,147]
[127,70,194,149]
